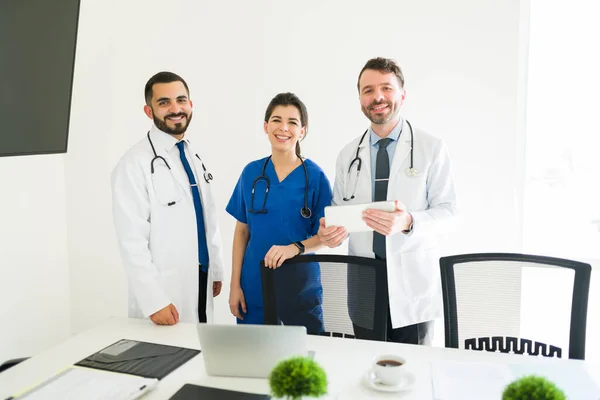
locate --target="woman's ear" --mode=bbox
[299,126,306,140]
[263,121,268,134]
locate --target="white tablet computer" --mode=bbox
[324,201,396,233]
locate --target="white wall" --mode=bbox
[65,0,129,333]
[0,155,70,362]
[65,0,525,334]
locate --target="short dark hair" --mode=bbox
[264,92,309,156]
[357,57,404,91]
[144,71,190,105]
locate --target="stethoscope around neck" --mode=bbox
[343,120,416,201]
[249,155,312,218]
[147,131,213,184]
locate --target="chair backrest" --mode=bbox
[440,253,591,360]
[261,254,389,340]
[0,357,29,373]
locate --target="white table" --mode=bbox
[0,317,597,399]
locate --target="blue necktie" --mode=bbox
[373,138,392,259]
[176,141,209,272]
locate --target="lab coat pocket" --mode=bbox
[399,249,436,301]
[394,173,427,209]
[151,165,183,206]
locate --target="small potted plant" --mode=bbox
[269,356,328,400]
[502,374,566,400]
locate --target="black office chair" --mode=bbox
[0,357,29,373]
[261,254,389,341]
[440,253,591,360]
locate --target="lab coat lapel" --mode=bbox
[148,126,194,201]
[169,151,194,201]
[357,134,372,201]
[189,146,209,201]
[389,120,411,182]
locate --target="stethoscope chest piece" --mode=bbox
[406,167,418,177]
[300,206,312,219]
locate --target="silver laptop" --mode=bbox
[197,323,308,378]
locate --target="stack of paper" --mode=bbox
[13,366,158,400]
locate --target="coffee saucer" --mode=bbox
[362,368,416,393]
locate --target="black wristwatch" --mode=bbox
[293,241,305,255]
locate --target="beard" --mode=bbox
[153,111,192,135]
[361,100,399,125]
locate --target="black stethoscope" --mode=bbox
[147,131,213,184]
[343,120,416,201]
[249,155,312,218]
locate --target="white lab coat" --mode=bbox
[111,124,224,323]
[332,120,457,328]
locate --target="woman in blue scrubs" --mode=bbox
[226,92,332,334]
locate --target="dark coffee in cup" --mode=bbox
[376,359,403,367]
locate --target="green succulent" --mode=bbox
[269,356,328,400]
[502,375,566,400]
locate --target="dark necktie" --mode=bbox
[373,138,392,259]
[176,141,209,272]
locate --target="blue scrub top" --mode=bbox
[226,156,333,331]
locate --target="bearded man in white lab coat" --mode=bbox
[318,58,457,344]
[111,72,224,325]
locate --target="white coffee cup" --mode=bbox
[371,354,406,386]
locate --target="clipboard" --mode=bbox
[324,201,396,232]
[74,339,200,380]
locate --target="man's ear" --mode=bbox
[143,105,153,119]
[399,89,407,107]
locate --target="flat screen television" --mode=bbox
[0,0,81,157]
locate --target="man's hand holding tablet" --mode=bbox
[318,200,412,248]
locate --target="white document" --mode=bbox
[14,366,158,400]
[431,360,600,400]
[431,361,514,400]
[324,201,396,233]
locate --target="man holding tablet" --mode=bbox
[317,57,458,345]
